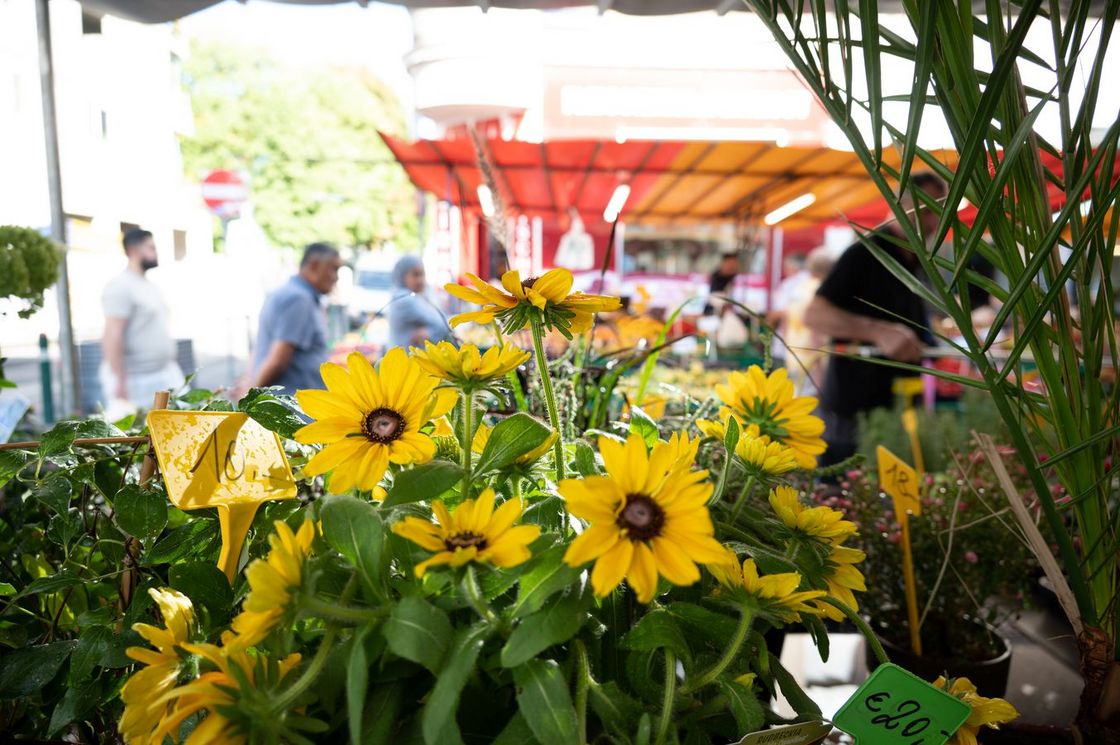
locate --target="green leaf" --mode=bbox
[384,596,452,674]
[143,518,219,566]
[421,622,490,745]
[241,390,305,439]
[513,659,580,745]
[770,654,821,717]
[113,485,168,540]
[0,640,77,698]
[501,589,586,668]
[620,609,692,669]
[665,602,740,650]
[47,510,83,548]
[32,475,72,515]
[38,420,80,457]
[47,682,99,736]
[589,681,644,740]
[24,572,83,596]
[719,679,765,735]
[0,450,28,488]
[0,582,14,596]
[510,543,582,618]
[348,626,372,745]
[492,711,540,745]
[628,406,659,449]
[69,626,113,685]
[169,561,234,625]
[383,461,463,508]
[723,415,741,454]
[321,494,384,599]
[572,441,599,477]
[475,413,552,473]
[362,682,405,744]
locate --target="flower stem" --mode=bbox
[461,389,475,498]
[573,639,591,745]
[822,596,890,666]
[529,316,565,482]
[655,648,677,745]
[681,608,753,694]
[729,476,756,524]
[463,565,502,629]
[301,595,385,624]
[709,444,735,506]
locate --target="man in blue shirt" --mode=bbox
[250,243,342,395]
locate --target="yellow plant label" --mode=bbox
[146,411,297,581]
[877,445,921,518]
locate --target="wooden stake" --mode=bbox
[120,390,171,614]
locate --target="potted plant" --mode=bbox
[815,452,1042,698]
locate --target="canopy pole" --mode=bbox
[35,0,81,416]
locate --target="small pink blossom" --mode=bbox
[964,551,979,564]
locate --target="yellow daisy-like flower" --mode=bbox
[152,643,301,745]
[445,268,621,334]
[662,431,701,471]
[472,423,558,465]
[410,341,530,386]
[295,348,458,493]
[715,366,826,468]
[392,488,541,577]
[228,520,315,649]
[735,432,799,478]
[433,416,456,437]
[934,676,1019,745]
[709,548,826,624]
[814,544,868,622]
[768,486,858,544]
[120,588,194,745]
[560,434,726,603]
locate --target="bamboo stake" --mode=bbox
[120,390,170,614]
[0,435,148,451]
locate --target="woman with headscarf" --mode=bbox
[386,255,453,350]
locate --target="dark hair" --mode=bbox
[301,242,339,267]
[911,171,947,198]
[122,229,153,253]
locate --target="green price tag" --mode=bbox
[733,720,831,745]
[833,664,970,745]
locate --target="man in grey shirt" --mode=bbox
[101,229,184,408]
[250,243,341,395]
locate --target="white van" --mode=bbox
[348,252,396,325]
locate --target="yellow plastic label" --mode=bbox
[147,411,297,581]
[877,445,921,518]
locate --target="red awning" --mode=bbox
[379,132,959,230]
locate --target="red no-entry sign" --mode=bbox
[201,170,249,218]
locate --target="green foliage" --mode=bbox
[181,40,417,251]
[0,226,60,318]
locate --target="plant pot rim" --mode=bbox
[870,614,1013,667]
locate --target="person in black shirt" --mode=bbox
[805,172,948,466]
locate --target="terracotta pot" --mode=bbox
[866,624,1012,698]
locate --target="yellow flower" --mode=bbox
[560,434,726,603]
[934,676,1019,745]
[768,486,858,544]
[715,366,826,468]
[295,348,458,493]
[410,341,530,385]
[392,488,541,577]
[433,416,455,437]
[735,432,799,478]
[709,548,825,623]
[662,431,701,471]
[120,589,194,745]
[228,520,315,649]
[814,544,867,622]
[445,268,621,335]
[151,643,301,745]
[471,422,558,465]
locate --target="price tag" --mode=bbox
[147,411,297,581]
[833,664,970,745]
[732,720,832,745]
[877,445,921,519]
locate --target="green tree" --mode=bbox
[181,40,417,251]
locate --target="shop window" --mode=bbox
[81,11,102,35]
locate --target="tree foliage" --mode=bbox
[181,40,417,251]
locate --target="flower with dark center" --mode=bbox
[393,489,540,577]
[560,433,725,603]
[361,408,406,444]
[445,267,620,333]
[295,348,458,494]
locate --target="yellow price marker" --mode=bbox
[877,445,923,656]
[146,411,297,582]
